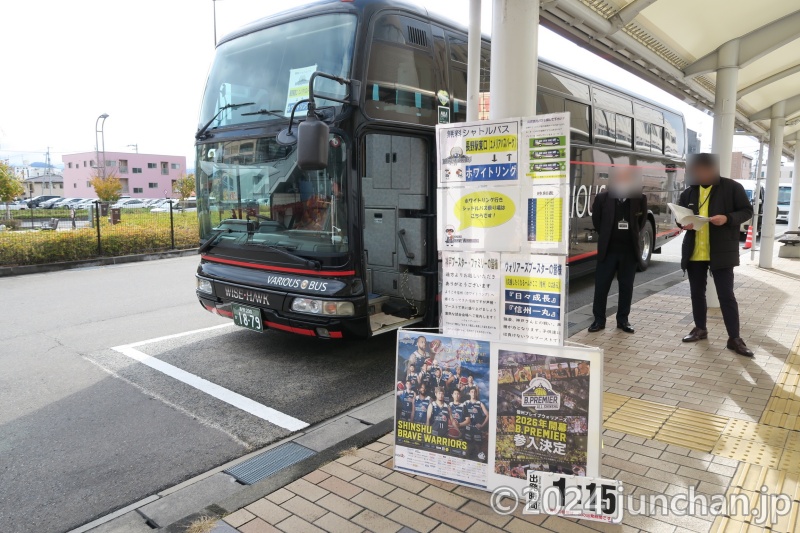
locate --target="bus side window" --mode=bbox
[615,114,633,150]
[594,109,615,147]
[537,92,565,114]
[366,16,437,125]
[651,125,664,154]
[566,100,591,144]
[635,120,651,152]
[449,67,468,123]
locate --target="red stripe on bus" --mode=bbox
[202,255,356,277]
[568,251,597,263]
[570,161,681,171]
[265,320,316,336]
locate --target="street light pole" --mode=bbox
[212,0,219,46]
[95,113,109,179]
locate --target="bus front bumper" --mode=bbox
[196,292,371,339]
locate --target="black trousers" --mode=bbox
[686,261,740,338]
[593,251,637,325]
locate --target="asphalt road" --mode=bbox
[0,240,688,533]
[0,257,396,533]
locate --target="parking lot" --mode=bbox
[0,240,686,533]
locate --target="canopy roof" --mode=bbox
[539,0,800,151]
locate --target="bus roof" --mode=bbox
[217,0,684,121]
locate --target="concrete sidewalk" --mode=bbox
[201,250,800,533]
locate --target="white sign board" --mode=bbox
[284,64,317,116]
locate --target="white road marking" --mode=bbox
[112,325,309,432]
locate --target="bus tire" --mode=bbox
[638,220,654,271]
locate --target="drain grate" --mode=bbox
[225,442,317,485]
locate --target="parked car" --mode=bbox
[75,199,98,209]
[3,200,28,210]
[150,199,182,213]
[111,198,148,209]
[27,195,60,208]
[777,184,792,224]
[40,197,65,209]
[62,198,85,209]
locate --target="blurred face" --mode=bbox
[452,390,460,403]
[409,365,415,373]
[416,337,426,350]
[419,384,427,396]
[435,369,441,377]
[405,381,412,390]
[470,387,478,400]
[689,162,718,185]
[436,389,444,401]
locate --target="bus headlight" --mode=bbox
[291,298,354,316]
[196,277,213,294]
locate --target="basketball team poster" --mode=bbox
[394,330,492,488]
[487,342,604,493]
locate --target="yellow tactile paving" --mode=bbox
[712,435,783,470]
[762,411,800,432]
[602,391,629,421]
[604,397,675,439]
[724,419,790,448]
[710,516,769,533]
[779,449,800,475]
[768,500,800,533]
[764,397,800,418]
[655,408,729,452]
[730,463,800,501]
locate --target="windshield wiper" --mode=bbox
[195,102,255,140]
[198,228,232,254]
[246,242,321,270]
[240,108,284,119]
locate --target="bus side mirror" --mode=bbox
[297,114,329,171]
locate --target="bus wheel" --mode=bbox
[638,221,654,271]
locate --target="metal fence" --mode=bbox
[0,201,199,267]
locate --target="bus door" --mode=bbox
[362,132,432,334]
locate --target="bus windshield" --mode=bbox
[198,13,357,131]
[196,135,349,256]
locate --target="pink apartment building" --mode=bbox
[61,151,188,199]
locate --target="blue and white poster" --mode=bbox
[394,330,492,489]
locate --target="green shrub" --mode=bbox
[0,212,200,267]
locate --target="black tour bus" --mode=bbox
[194,0,686,339]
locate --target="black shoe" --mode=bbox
[727,337,754,357]
[588,321,605,333]
[617,322,634,334]
[682,327,708,342]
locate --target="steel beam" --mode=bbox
[738,62,800,98]
[607,0,660,34]
[685,10,800,77]
[750,94,800,122]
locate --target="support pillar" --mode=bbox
[710,41,740,178]
[489,0,539,119]
[759,101,786,268]
[789,143,800,230]
[466,0,482,122]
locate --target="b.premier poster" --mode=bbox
[394,330,491,489]
[487,343,603,494]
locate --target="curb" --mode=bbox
[0,248,199,277]
[70,393,395,533]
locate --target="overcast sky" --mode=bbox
[0,0,760,168]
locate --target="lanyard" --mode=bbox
[698,186,712,211]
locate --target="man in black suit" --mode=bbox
[588,170,647,334]
[678,153,754,357]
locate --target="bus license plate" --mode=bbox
[231,303,263,332]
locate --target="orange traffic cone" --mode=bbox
[743,225,754,249]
